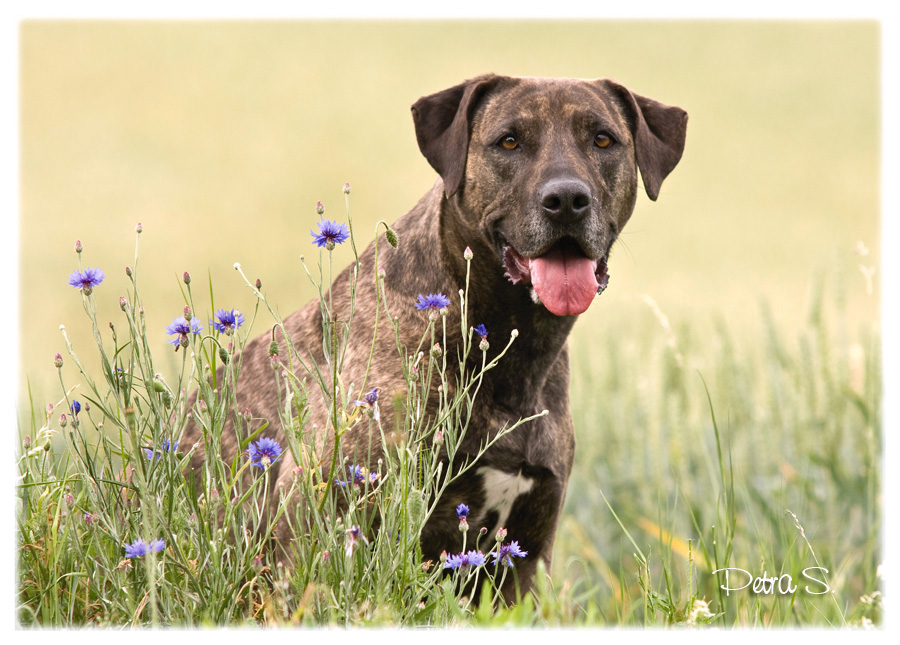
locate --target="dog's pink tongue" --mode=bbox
[530,247,599,316]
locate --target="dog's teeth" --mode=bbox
[529,288,541,304]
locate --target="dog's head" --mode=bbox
[412,74,687,316]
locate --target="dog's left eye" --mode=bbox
[498,135,519,151]
[594,133,614,149]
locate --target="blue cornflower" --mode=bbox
[166,316,203,349]
[144,438,178,460]
[336,464,379,487]
[311,220,350,249]
[456,503,469,520]
[210,308,245,335]
[247,437,282,470]
[71,400,81,417]
[444,550,487,570]
[352,387,379,407]
[474,324,488,340]
[124,538,166,558]
[68,267,105,294]
[491,540,528,567]
[415,293,451,312]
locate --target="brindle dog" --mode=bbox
[185,74,687,599]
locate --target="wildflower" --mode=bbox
[434,430,444,446]
[345,525,368,556]
[71,400,81,417]
[59,414,67,428]
[684,598,714,625]
[74,240,83,254]
[64,492,74,505]
[53,353,64,369]
[491,540,528,567]
[430,343,442,359]
[311,219,350,250]
[444,550,487,570]
[464,246,473,261]
[68,267,105,295]
[342,182,351,194]
[135,222,143,234]
[183,305,192,321]
[415,292,451,314]
[352,388,380,421]
[84,512,94,525]
[316,200,325,215]
[144,438,178,460]
[456,504,469,520]
[474,324,488,340]
[124,538,166,558]
[247,437,282,470]
[495,527,508,542]
[125,266,133,278]
[336,463,378,487]
[183,271,191,285]
[166,316,202,350]
[255,278,262,290]
[210,308,245,335]
[119,296,128,311]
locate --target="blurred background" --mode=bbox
[19,21,878,397]
[18,21,882,623]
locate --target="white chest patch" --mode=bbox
[475,466,535,533]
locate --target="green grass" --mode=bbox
[16,194,881,627]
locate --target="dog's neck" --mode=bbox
[434,186,578,412]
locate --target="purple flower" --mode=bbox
[353,387,379,407]
[336,464,378,487]
[444,550,487,570]
[68,267,105,294]
[166,316,203,348]
[247,437,282,470]
[474,324,488,340]
[491,540,528,567]
[311,219,350,249]
[144,438,178,460]
[415,293,451,311]
[71,400,81,417]
[210,308,245,335]
[456,503,469,520]
[124,538,166,558]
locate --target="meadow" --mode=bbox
[16,21,881,628]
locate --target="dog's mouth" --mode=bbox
[502,237,610,317]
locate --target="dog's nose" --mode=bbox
[539,178,592,223]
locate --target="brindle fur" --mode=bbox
[184,74,687,600]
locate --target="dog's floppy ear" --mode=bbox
[411,74,501,198]
[599,80,688,201]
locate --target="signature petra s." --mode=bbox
[712,567,831,596]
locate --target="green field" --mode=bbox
[17,21,881,627]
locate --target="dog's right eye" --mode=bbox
[498,135,519,151]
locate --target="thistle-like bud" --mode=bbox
[23,436,31,451]
[479,338,490,352]
[255,278,262,290]
[125,266,132,278]
[151,377,166,393]
[458,518,469,533]
[75,240,83,254]
[434,430,444,445]
[495,527,508,542]
[342,182,351,195]
[464,246,473,261]
[135,222,143,234]
[59,414,67,428]
[183,271,191,285]
[316,200,325,215]
[44,442,51,452]
[119,296,128,311]
[218,347,229,364]
[180,335,189,349]
[430,343,442,360]
[385,227,399,248]
[54,353,64,369]
[268,340,279,357]
[242,408,252,423]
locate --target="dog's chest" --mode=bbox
[473,466,535,534]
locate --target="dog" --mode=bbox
[185,74,687,600]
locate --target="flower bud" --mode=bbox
[119,296,128,311]
[23,436,32,450]
[268,341,279,357]
[44,442,51,452]
[54,353,64,369]
[255,278,262,290]
[385,227,399,248]
[434,430,444,445]
[479,338,490,352]
[218,347,229,364]
[495,527,508,542]
[430,343,442,360]
[464,246,473,261]
[183,271,191,285]
[479,526,488,536]
[183,306,192,322]
[59,414,67,428]
[135,222,143,234]
[180,335,189,349]
[316,201,325,215]
[342,182,351,195]
[125,266,132,278]
[75,240,83,254]
[242,408,252,423]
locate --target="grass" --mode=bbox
[15,189,882,628]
